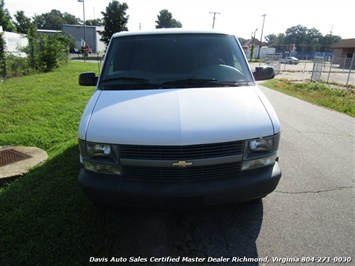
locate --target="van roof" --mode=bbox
[111,29,231,38]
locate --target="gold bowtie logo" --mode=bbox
[171,160,194,168]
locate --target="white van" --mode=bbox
[78,30,281,209]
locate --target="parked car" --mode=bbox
[281,56,299,64]
[78,29,282,210]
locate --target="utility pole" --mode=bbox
[78,0,86,61]
[257,14,267,60]
[250,28,258,61]
[210,12,220,29]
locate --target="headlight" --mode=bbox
[249,137,273,152]
[242,135,280,171]
[242,154,278,171]
[83,160,122,175]
[87,143,112,157]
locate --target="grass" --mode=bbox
[0,62,118,265]
[262,79,355,117]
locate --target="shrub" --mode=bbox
[5,54,30,78]
[25,24,71,73]
[0,32,6,78]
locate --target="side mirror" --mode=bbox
[79,72,98,86]
[253,66,275,81]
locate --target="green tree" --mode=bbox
[34,10,63,30]
[284,24,308,52]
[0,0,15,31]
[155,9,182,28]
[33,9,81,30]
[63,12,80,25]
[265,33,286,51]
[25,22,71,72]
[320,34,342,52]
[26,22,38,70]
[85,18,103,26]
[304,27,323,52]
[0,0,7,77]
[0,31,6,78]
[14,11,32,34]
[100,1,129,45]
[284,25,326,52]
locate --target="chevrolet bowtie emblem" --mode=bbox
[171,160,194,168]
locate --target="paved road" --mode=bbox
[256,86,354,261]
[101,86,354,265]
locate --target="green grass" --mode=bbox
[262,79,355,117]
[0,62,122,265]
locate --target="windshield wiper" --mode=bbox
[162,78,250,88]
[219,81,252,87]
[162,78,220,87]
[100,77,164,89]
[100,77,152,83]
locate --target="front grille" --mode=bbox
[122,162,242,180]
[120,141,244,160]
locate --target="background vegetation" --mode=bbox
[262,79,355,117]
[100,1,129,45]
[264,25,341,53]
[1,0,342,53]
[0,0,184,78]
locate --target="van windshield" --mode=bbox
[99,33,254,90]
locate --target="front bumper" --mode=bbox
[79,162,281,210]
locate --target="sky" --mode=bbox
[3,0,355,40]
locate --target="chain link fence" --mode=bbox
[264,54,282,74]
[311,52,355,88]
[260,52,355,89]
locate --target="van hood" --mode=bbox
[81,86,277,145]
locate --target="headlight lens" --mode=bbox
[242,154,278,171]
[83,160,122,175]
[243,135,279,171]
[87,143,112,157]
[249,137,273,152]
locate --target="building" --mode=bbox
[331,38,355,69]
[2,31,28,57]
[37,29,61,36]
[242,39,276,59]
[61,25,105,53]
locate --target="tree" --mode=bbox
[25,21,72,72]
[33,9,81,30]
[100,1,129,45]
[284,25,325,52]
[0,0,15,32]
[320,34,341,52]
[85,18,103,26]
[265,33,286,51]
[33,9,62,30]
[0,0,7,77]
[265,25,342,54]
[63,12,80,25]
[0,31,6,78]
[304,27,323,52]
[284,24,308,52]
[155,9,182,28]
[14,11,32,34]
